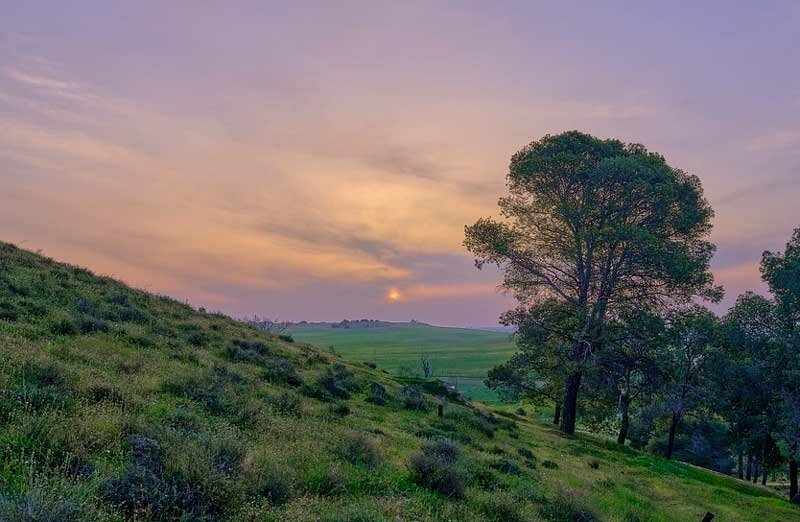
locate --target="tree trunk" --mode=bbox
[666,411,679,459]
[790,460,798,502]
[560,371,582,435]
[751,460,759,483]
[737,449,744,480]
[745,454,753,481]
[553,402,562,425]
[617,394,630,445]
[761,466,767,486]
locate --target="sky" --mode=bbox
[1,2,799,327]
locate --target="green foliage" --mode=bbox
[407,442,464,499]
[0,242,796,521]
[400,384,429,411]
[337,432,382,467]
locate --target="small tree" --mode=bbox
[592,310,668,445]
[465,131,719,434]
[659,307,720,459]
[420,353,432,378]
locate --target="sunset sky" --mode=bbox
[2,2,799,327]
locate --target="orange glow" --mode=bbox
[386,288,401,301]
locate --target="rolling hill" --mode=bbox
[286,323,516,402]
[0,241,796,521]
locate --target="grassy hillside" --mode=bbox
[287,324,516,402]
[0,241,796,521]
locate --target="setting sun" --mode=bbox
[386,288,401,301]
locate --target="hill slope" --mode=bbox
[0,242,796,521]
[287,323,515,402]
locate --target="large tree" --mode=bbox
[761,227,800,502]
[465,131,719,434]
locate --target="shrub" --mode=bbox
[407,452,464,499]
[475,491,525,522]
[541,460,559,469]
[75,314,109,334]
[225,344,262,364]
[263,358,301,386]
[232,339,270,355]
[517,447,535,460]
[265,391,303,417]
[250,464,293,505]
[400,384,428,411]
[278,334,294,343]
[515,407,527,416]
[302,364,360,401]
[306,466,348,497]
[422,439,459,464]
[17,362,73,412]
[162,366,248,417]
[186,330,210,347]
[588,459,600,469]
[337,432,381,467]
[539,492,600,522]
[329,402,351,417]
[0,486,90,522]
[50,317,78,336]
[117,358,145,375]
[407,439,463,498]
[365,382,390,405]
[490,459,525,476]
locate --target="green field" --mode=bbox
[288,324,516,402]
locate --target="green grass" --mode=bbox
[0,241,797,521]
[288,324,516,402]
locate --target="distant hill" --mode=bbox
[0,241,793,521]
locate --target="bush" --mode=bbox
[422,439,459,464]
[186,330,210,347]
[407,439,463,498]
[539,492,600,522]
[225,339,270,363]
[265,391,303,417]
[475,491,525,522]
[490,459,524,476]
[517,447,535,460]
[365,382,390,405]
[302,365,360,401]
[306,466,348,497]
[263,358,301,386]
[278,334,294,343]
[16,362,73,412]
[329,402,351,417]
[0,486,90,522]
[162,366,248,417]
[407,452,464,499]
[515,407,527,416]
[250,464,293,505]
[541,460,559,469]
[75,314,109,334]
[337,432,381,467]
[400,384,428,411]
[50,317,78,336]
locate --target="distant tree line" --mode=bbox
[466,131,800,503]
